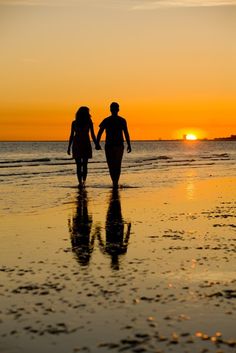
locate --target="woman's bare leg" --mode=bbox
[76,158,82,185]
[82,158,88,184]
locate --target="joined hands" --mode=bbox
[95,144,102,150]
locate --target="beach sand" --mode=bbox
[0,175,236,353]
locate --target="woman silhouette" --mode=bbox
[67,106,97,186]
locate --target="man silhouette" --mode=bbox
[96,102,131,187]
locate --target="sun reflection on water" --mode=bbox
[186,180,195,200]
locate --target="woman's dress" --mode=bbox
[72,120,93,159]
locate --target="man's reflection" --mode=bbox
[97,188,131,270]
[68,188,95,266]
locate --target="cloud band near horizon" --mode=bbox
[1,0,236,8]
[132,0,236,10]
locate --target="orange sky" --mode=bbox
[0,0,236,140]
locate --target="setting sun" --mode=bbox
[185,134,197,141]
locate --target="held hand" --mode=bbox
[95,144,102,150]
[127,146,132,153]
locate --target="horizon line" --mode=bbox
[0,137,235,143]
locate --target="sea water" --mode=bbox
[0,140,235,213]
[0,140,235,182]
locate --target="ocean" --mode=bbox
[1,140,236,182]
[0,140,235,214]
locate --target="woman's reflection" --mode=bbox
[68,188,95,266]
[97,188,131,270]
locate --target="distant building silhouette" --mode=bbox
[214,135,236,141]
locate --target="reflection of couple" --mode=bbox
[67,102,131,188]
[69,188,131,269]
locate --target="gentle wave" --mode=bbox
[0,153,232,167]
[0,158,51,164]
[200,153,230,160]
[0,156,232,172]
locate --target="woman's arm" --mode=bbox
[96,126,104,150]
[67,122,74,155]
[89,121,98,146]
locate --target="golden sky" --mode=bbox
[0,0,236,140]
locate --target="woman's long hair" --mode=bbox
[75,106,91,128]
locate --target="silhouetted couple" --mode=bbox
[67,102,131,187]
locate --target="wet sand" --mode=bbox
[0,175,236,353]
